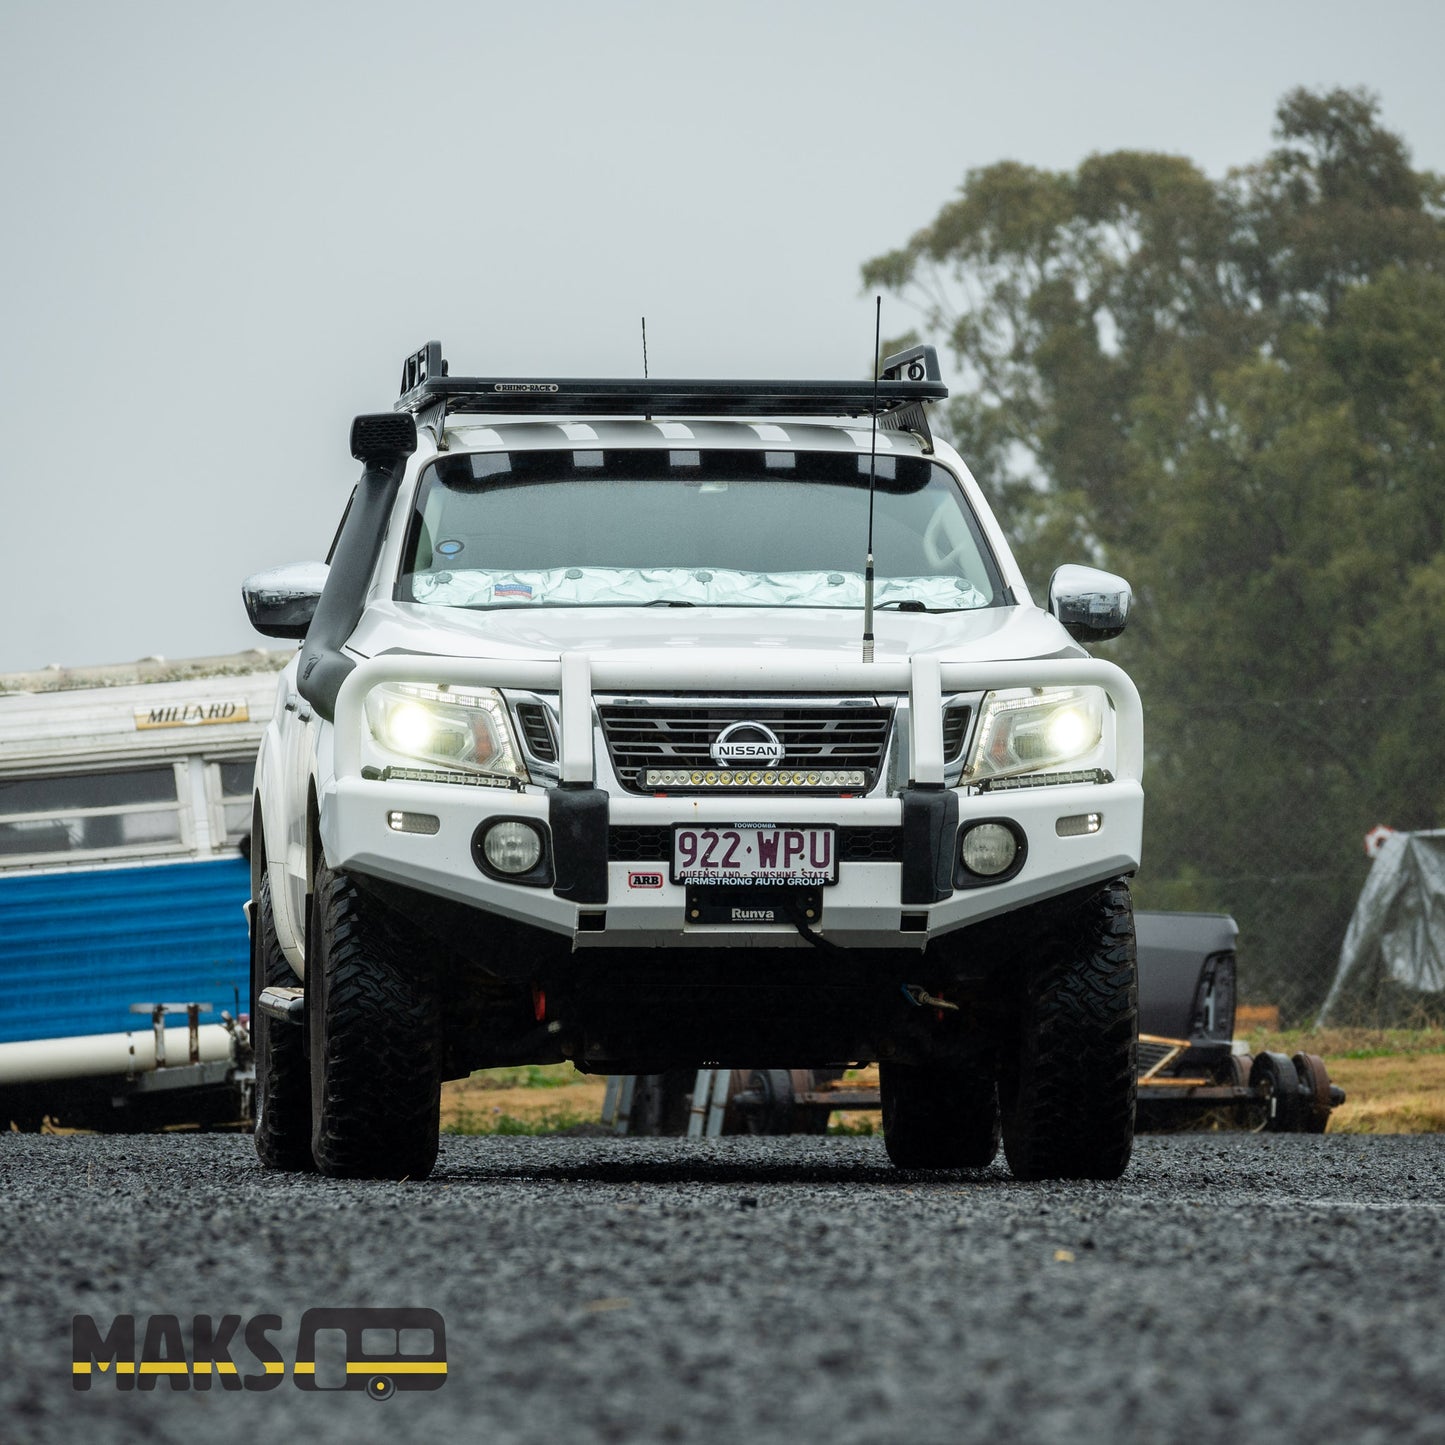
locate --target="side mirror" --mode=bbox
[242,562,329,640]
[1048,564,1131,643]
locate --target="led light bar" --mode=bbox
[977,768,1112,793]
[366,765,523,790]
[644,769,867,790]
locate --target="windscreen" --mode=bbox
[398,448,1004,611]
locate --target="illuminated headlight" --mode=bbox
[365,683,526,780]
[965,687,1105,782]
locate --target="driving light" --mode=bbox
[387,810,440,835]
[481,820,544,874]
[643,768,867,789]
[960,822,1019,877]
[966,687,1106,782]
[365,683,526,780]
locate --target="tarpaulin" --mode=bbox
[1318,830,1445,1023]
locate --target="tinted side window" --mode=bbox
[0,767,184,864]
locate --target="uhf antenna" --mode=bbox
[862,296,881,663]
[641,316,649,379]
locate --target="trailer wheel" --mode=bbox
[1249,1051,1303,1133]
[999,878,1138,1181]
[1291,1052,1334,1134]
[308,863,442,1180]
[626,1071,696,1136]
[882,1061,1000,1168]
[791,1069,834,1135]
[1229,1052,1264,1130]
[252,870,314,1171]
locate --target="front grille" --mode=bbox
[942,704,972,761]
[607,824,900,864]
[598,699,893,793]
[609,826,669,862]
[839,827,901,862]
[514,703,557,762]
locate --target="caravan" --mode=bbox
[0,651,288,1128]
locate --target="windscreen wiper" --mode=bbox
[876,600,963,613]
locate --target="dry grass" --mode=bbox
[1247,1027,1445,1134]
[440,1064,606,1134]
[439,1030,1445,1136]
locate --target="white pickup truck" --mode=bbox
[243,340,1142,1181]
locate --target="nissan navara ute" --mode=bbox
[242,340,1143,1181]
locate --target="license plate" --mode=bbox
[671,825,837,886]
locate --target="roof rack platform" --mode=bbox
[393,341,948,449]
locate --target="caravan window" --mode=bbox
[0,766,185,865]
[209,759,255,847]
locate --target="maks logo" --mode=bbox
[72,1307,445,1400]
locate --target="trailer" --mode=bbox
[603,910,1345,1140]
[0,651,289,1130]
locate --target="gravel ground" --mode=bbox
[2,1132,1443,1444]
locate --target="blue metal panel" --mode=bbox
[0,858,250,1046]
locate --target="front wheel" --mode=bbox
[1000,879,1138,1181]
[252,870,313,1171]
[308,863,442,1180]
[881,1061,1001,1169]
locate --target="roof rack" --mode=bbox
[393,340,949,451]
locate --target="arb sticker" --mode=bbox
[628,871,664,890]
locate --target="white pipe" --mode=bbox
[0,1024,234,1087]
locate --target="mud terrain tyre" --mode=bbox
[308,862,442,1180]
[1000,878,1138,1181]
[252,869,314,1171]
[881,1061,1001,1169]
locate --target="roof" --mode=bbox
[0,649,292,697]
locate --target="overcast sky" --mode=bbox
[1,0,1441,673]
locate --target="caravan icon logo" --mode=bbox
[72,1307,446,1398]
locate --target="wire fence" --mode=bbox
[1127,692,1432,1026]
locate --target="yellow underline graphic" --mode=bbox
[74,1358,443,1377]
[292,1360,448,1375]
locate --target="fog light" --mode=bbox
[387,810,439,835]
[960,822,1019,877]
[482,820,543,874]
[1056,812,1102,837]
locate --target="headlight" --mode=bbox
[364,683,527,780]
[965,687,1105,782]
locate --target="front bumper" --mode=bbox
[322,650,1143,949]
[323,771,1142,949]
